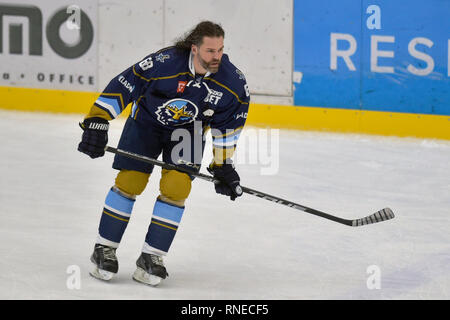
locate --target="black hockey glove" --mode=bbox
[78,117,109,158]
[207,161,243,201]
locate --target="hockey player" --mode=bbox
[77,21,250,286]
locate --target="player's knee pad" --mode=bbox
[159,169,192,204]
[115,170,150,196]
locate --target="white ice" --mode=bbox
[0,110,449,300]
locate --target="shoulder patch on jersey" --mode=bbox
[235,68,246,81]
[155,52,170,63]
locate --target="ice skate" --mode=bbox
[132,253,168,286]
[89,244,119,281]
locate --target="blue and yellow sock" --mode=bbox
[97,187,135,247]
[142,198,184,255]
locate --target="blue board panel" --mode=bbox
[293,0,450,115]
[361,0,450,114]
[294,0,361,109]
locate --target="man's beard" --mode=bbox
[199,56,221,73]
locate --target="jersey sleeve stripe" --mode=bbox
[131,102,138,118]
[94,99,119,118]
[101,93,125,110]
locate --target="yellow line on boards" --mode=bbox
[247,104,450,140]
[0,86,448,140]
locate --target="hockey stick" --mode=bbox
[105,146,395,227]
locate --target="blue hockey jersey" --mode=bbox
[86,46,250,160]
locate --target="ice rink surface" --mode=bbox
[0,110,449,300]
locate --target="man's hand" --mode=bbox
[207,161,243,201]
[78,117,109,158]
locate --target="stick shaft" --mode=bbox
[105,146,393,227]
[240,185,352,225]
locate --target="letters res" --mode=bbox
[330,5,449,77]
[331,34,449,77]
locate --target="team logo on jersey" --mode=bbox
[155,53,170,63]
[155,99,199,126]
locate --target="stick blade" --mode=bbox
[351,208,395,227]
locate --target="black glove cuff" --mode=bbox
[80,117,109,131]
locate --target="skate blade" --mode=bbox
[132,267,163,286]
[90,265,115,281]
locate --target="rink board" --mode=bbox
[1,86,448,140]
[293,0,450,115]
